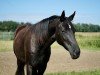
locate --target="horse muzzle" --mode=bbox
[70,50,80,59]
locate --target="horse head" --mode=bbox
[55,11,80,59]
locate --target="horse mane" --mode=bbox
[34,15,59,31]
[14,15,59,41]
[31,15,59,45]
[39,15,59,23]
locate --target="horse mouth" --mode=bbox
[70,53,80,59]
[69,50,80,59]
[64,47,80,59]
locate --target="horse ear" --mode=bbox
[60,10,65,22]
[68,11,76,21]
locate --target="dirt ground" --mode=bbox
[0,49,100,75]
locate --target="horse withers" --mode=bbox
[13,11,80,75]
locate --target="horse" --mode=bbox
[13,11,80,75]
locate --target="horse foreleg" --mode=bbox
[37,64,47,75]
[26,64,32,75]
[15,59,25,75]
[26,64,38,75]
[32,67,38,75]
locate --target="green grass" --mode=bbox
[75,32,100,50]
[46,70,100,75]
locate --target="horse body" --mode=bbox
[14,20,56,75]
[14,11,80,75]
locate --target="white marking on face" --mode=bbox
[68,24,71,29]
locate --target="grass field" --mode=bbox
[0,40,13,52]
[75,32,100,50]
[46,70,100,75]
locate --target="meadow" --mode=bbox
[75,32,100,50]
[0,32,13,52]
[46,70,100,75]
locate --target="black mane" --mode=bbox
[31,15,59,45]
[39,15,59,23]
[22,15,59,26]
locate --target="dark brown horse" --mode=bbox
[13,11,80,75]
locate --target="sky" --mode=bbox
[0,0,100,25]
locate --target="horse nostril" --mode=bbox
[76,50,80,56]
[78,50,80,54]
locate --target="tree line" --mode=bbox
[0,21,19,31]
[0,21,100,32]
[74,23,100,32]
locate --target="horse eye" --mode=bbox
[62,30,64,32]
[62,30,66,33]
